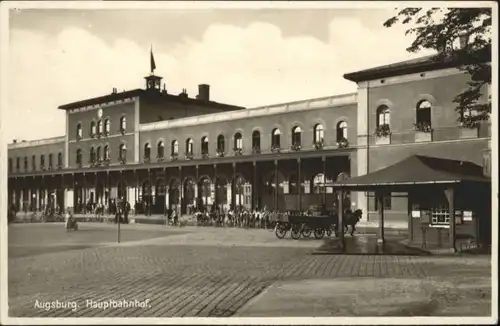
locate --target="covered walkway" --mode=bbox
[331,155,491,253]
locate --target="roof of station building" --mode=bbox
[343,46,491,82]
[57,88,245,111]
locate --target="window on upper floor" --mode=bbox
[171,140,179,155]
[96,146,101,162]
[24,157,28,171]
[90,121,96,136]
[76,149,82,166]
[336,121,348,141]
[48,153,53,168]
[57,152,63,167]
[32,155,36,170]
[8,158,13,172]
[234,133,243,150]
[252,130,260,150]
[217,135,225,153]
[186,138,194,155]
[201,137,209,155]
[97,120,103,135]
[120,116,127,133]
[90,147,95,163]
[416,100,432,128]
[292,126,302,147]
[76,123,83,140]
[157,141,164,159]
[272,128,281,148]
[104,119,110,135]
[144,143,151,160]
[16,157,20,171]
[40,155,45,169]
[119,144,127,161]
[377,105,391,127]
[104,145,109,160]
[314,124,324,143]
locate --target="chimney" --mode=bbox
[13,139,17,143]
[197,84,210,102]
[112,87,117,94]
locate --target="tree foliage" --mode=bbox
[384,8,491,128]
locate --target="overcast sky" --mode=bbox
[5,5,435,142]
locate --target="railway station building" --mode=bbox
[7,51,492,243]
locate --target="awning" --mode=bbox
[331,155,490,191]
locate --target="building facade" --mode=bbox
[7,55,492,228]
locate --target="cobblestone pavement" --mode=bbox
[7,224,492,317]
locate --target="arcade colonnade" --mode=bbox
[8,156,352,216]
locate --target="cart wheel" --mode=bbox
[314,228,325,239]
[275,224,287,239]
[291,226,301,240]
[301,225,312,238]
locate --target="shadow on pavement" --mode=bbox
[313,235,432,256]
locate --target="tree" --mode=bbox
[384,8,492,128]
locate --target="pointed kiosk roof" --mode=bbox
[332,155,490,191]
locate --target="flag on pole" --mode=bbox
[150,45,156,73]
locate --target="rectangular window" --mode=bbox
[374,193,392,211]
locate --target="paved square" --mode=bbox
[8,223,492,317]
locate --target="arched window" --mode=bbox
[97,120,103,135]
[313,173,325,194]
[104,118,111,134]
[90,121,96,136]
[292,126,302,147]
[48,153,53,168]
[336,121,348,141]
[76,123,82,139]
[96,146,101,162]
[57,152,63,167]
[234,132,243,150]
[103,145,109,160]
[416,100,432,127]
[217,135,225,152]
[76,149,82,165]
[16,157,20,171]
[119,144,127,161]
[24,157,28,171]
[314,124,324,143]
[40,155,45,168]
[32,155,36,170]
[252,130,261,150]
[377,105,390,127]
[157,141,164,158]
[186,138,194,154]
[120,116,127,132]
[89,147,95,163]
[201,136,209,155]
[272,128,281,147]
[171,140,179,155]
[144,143,151,160]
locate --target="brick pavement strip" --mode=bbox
[8,226,492,318]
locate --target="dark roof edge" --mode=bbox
[58,89,246,111]
[58,89,143,110]
[343,47,491,83]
